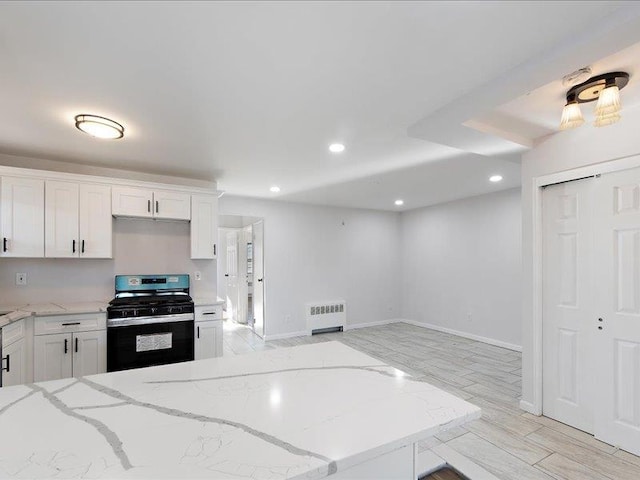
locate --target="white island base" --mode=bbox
[0,341,480,479]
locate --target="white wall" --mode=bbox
[401,188,522,348]
[0,217,216,306]
[520,103,640,411]
[219,195,402,337]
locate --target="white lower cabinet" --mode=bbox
[34,333,73,382]
[34,314,107,382]
[1,337,28,387]
[194,321,223,360]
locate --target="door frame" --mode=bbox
[528,153,640,415]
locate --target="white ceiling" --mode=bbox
[0,1,639,211]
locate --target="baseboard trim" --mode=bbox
[263,330,308,341]
[519,400,541,415]
[400,319,522,352]
[344,318,402,331]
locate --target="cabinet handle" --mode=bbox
[202,312,216,316]
[72,239,76,253]
[75,337,78,353]
[213,244,216,256]
[2,237,7,252]
[81,240,85,254]
[62,322,81,326]
[147,200,151,213]
[197,326,200,339]
[64,338,68,354]
[156,200,159,213]
[258,278,263,282]
[1,354,9,373]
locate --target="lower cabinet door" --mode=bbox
[72,330,107,377]
[34,333,73,382]
[194,321,222,360]
[2,338,27,387]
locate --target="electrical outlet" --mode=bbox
[16,273,27,286]
[194,271,202,281]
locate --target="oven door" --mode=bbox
[107,319,194,372]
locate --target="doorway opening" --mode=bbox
[217,215,265,338]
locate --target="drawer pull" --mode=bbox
[1,354,10,373]
[62,322,81,326]
[201,312,216,316]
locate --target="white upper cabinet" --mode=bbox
[154,190,191,220]
[112,187,190,220]
[46,181,112,258]
[0,176,45,257]
[79,184,112,258]
[111,186,153,218]
[45,181,79,258]
[191,194,218,259]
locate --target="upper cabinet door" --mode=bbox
[191,194,218,259]
[112,186,153,218]
[154,190,191,220]
[79,184,112,258]
[0,176,45,257]
[45,180,79,258]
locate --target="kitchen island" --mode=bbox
[0,341,480,479]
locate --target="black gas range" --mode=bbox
[107,274,194,372]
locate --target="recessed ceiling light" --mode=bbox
[394,199,404,206]
[270,186,280,193]
[489,175,503,183]
[329,143,345,153]
[75,114,124,139]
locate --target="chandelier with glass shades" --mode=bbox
[560,71,629,130]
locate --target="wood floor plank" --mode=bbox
[446,433,555,480]
[535,453,615,480]
[521,413,617,454]
[465,418,552,465]
[526,427,640,480]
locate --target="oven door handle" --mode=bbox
[107,313,194,328]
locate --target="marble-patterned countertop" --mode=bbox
[0,301,108,328]
[0,341,480,479]
[192,296,224,307]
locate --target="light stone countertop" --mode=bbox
[0,301,108,328]
[0,341,480,479]
[192,296,224,307]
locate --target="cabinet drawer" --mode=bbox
[2,319,26,348]
[195,305,222,321]
[35,313,106,335]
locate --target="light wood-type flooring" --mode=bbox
[223,321,640,480]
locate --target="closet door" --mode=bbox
[542,178,596,433]
[594,168,640,456]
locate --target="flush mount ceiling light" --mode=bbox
[559,71,629,130]
[394,199,404,206]
[269,186,281,193]
[489,175,503,183]
[329,143,345,153]
[75,114,124,139]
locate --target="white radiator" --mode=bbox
[306,300,347,334]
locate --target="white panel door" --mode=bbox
[34,333,73,382]
[226,231,239,322]
[153,190,191,220]
[252,221,265,338]
[594,168,640,455]
[72,330,107,378]
[190,194,218,259]
[0,176,45,257]
[79,184,112,258]
[1,338,27,387]
[45,180,79,258]
[194,321,222,360]
[542,178,595,433]
[111,186,153,218]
